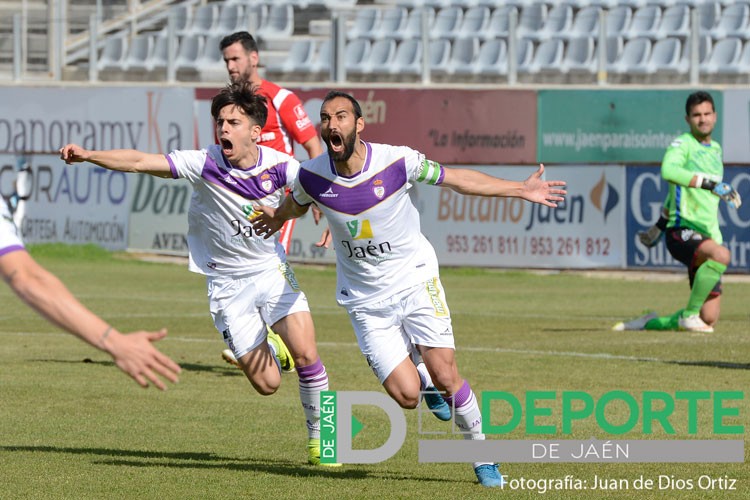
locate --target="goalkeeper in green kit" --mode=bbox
[614,91,741,333]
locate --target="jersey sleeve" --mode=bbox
[166,149,208,183]
[276,91,317,146]
[291,164,314,207]
[661,137,694,187]
[284,157,301,192]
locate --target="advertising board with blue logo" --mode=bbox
[416,165,625,268]
[626,166,750,271]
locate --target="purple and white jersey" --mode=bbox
[168,144,299,276]
[293,142,445,307]
[0,200,24,257]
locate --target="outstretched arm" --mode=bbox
[251,195,310,239]
[0,250,181,389]
[441,164,566,207]
[60,144,172,178]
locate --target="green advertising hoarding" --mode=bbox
[538,90,723,164]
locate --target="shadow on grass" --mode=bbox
[665,360,750,370]
[0,445,456,483]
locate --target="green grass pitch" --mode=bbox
[0,245,748,499]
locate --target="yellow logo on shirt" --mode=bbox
[346,219,374,239]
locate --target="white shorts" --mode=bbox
[208,263,309,358]
[347,277,455,383]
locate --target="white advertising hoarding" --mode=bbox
[415,165,625,268]
[0,87,195,250]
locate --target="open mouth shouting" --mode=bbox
[326,130,356,161]
[221,138,234,157]
[328,132,344,154]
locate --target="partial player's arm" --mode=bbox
[251,194,309,239]
[0,249,181,389]
[60,144,172,178]
[302,136,324,159]
[441,163,566,207]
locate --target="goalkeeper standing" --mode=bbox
[616,90,741,333]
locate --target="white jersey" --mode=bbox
[292,142,445,307]
[168,144,299,276]
[0,199,24,257]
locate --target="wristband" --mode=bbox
[655,215,668,231]
[695,174,716,191]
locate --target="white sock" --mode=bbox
[416,362,434,391]
[449,382,492,469]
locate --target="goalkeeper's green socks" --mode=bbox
[683,260,727,317]
[644,310,683,330]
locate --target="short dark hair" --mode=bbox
[219,31,258,53]
[685,91,714,116]
[322,90,363,120]
[211,81,268,128]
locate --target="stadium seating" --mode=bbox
[559,36,596,76]
[175,35,204,72]
[391,39,423,76]
[700,36,742,74]
[373,8,409,39]
[563,6,601,40]
[431,7,463,39]
[197,35,228,77]
[608,37,651,77]
[471,38,508,76]
[444,37,480,75]
[478,6,516,40]
[396,7,436,40]
[123,35,154,72]
[348,8,381,40]
[265,38,316,74]
[6,0,750,85]
[529,4,574,42]
[525,38,565,75]
[516,4,548,40]
[184,5,219,37]
[97,36,127,73]
[625,5,661,40]
[256,4,294,41]
[216,4,248,34]
[720,39,750,76]
[606,6,633,38]
[345,38,371,74]
[710,3,750,40]
[359,39,397,76]
[456,7,491,39]
[657,4,690,40]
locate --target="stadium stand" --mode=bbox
[1,0,750,85]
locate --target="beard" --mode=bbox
[325,130,357,161]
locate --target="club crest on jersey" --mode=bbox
[346,219,374,239]
[373,179,385,199]
[260,173,273,192]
